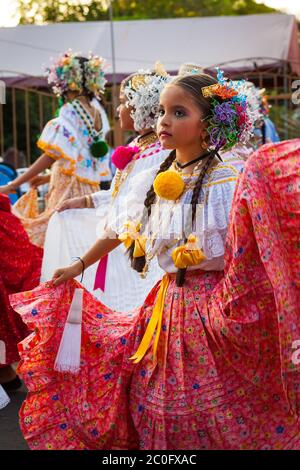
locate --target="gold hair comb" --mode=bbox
[201,84,220,98]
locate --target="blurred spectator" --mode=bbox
[3,147,26,169]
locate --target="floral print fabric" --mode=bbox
[10,139,300,449]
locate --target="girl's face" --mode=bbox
[157,85,206,152]
[117,91,135,131]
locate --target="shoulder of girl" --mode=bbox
[204,161,239,187]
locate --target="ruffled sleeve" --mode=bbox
[201,165,238,260]
[37,103,81,164]
[108,167,158,235]
[90,188,113,209]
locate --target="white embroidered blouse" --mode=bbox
[37,99,111,187]
[112,160,239,274]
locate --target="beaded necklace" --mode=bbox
[72,99,108,159]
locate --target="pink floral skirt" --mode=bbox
[11,268,300,450]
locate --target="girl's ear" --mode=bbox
[199,127,209,150]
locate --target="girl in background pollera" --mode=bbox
[0,50,110,247]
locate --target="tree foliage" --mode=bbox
[18,0,278,25]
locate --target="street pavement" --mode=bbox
[0,383,28,450]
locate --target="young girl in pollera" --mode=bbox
[11,72,300,450]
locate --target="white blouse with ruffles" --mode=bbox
[112,160,239,274]
[38,98,111,186]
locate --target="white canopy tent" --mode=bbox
[0,13,299,80]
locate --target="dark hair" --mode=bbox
[129,73,219,285]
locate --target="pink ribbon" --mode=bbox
[93,254,108,292]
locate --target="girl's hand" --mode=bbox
[0,184,16,195]
[30,174,50,188]
[52,262,82,287]
[56,196,86,212]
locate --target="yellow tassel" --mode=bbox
[130,274,169,364]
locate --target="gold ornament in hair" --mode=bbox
[131,74,147,91]
[201,84,220,98]
[154,61,168,77]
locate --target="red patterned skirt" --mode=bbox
[0,194,43,365]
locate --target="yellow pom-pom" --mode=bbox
[153,171,185,201]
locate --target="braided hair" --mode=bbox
[127,151,176,272]
[176,150,216,286]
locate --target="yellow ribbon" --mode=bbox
[118,221,142,249]
[171,235,206,269]
[130,274,169,364]
[133,236,147,258]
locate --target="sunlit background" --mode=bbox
[1,0,300,27]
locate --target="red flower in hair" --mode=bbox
[111,145,140,170]
[214,85,238,100]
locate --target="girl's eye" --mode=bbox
[175,110,185,117]
[158,109,165,116]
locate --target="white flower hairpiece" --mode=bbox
[124,64,171,131]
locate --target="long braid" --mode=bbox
[128,150,176,272]
[176,150,217,287]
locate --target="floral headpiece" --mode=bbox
[123,62,171,131]
[202,69,259,151]
[234,80,263,128]
[46,50,107,98]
